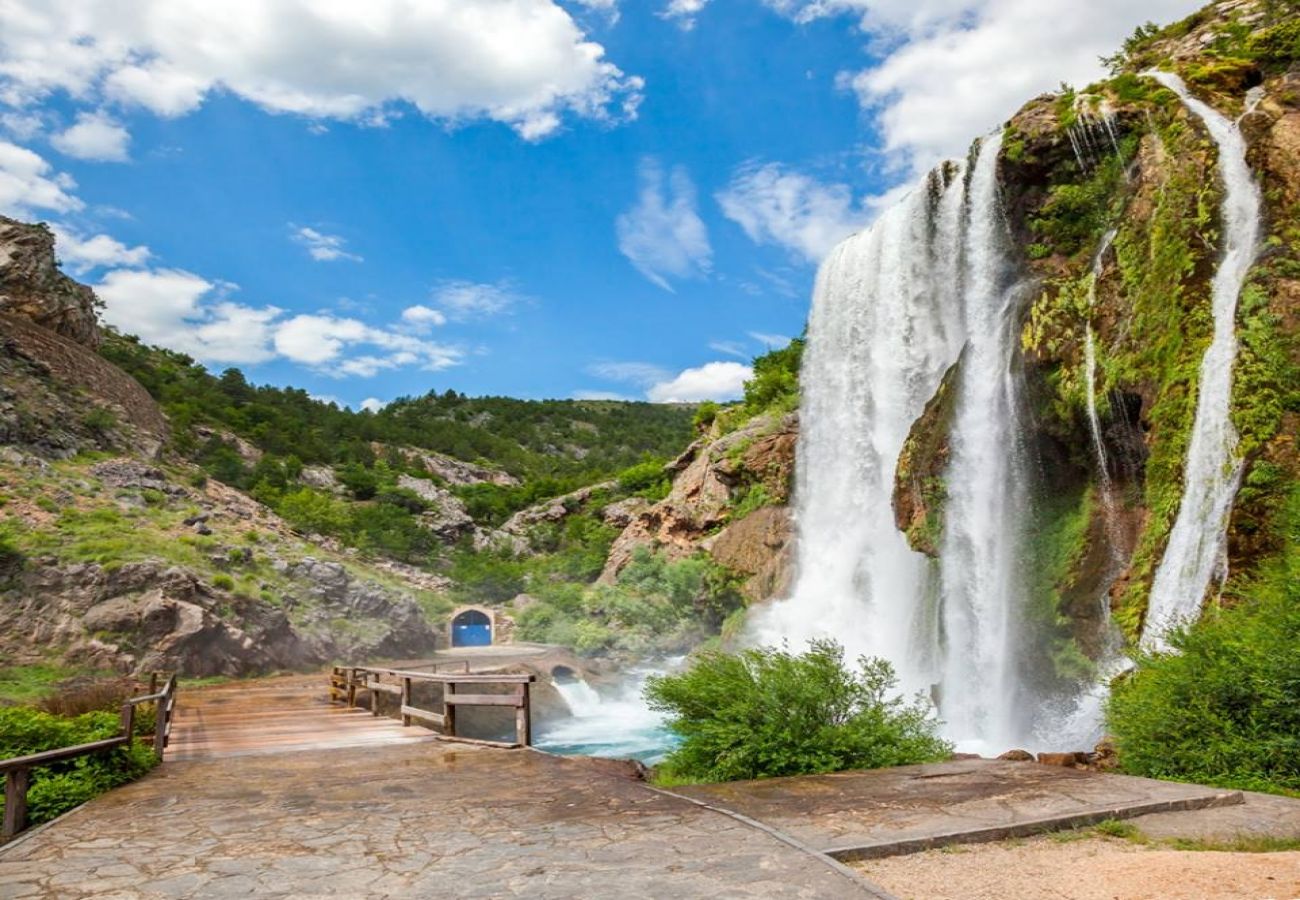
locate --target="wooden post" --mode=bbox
[120,702,135,747]
[148,671,159,695]
[515,682,532,747]
[347,668,357,709]
[401,677,412,726]
[370,673,380,717]
[3,768,30,840]
[444,682,456,737]
[153,697,168,760]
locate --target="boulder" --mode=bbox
[997,749,1036,762]
[1036,751,1089,768]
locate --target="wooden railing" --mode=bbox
[330,665,534,748]
[1,673,178,841]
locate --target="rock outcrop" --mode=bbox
[599,412,797,601]
[0,217,100,348]
[375,443,520,487]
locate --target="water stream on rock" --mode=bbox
[1140,71,1261,652]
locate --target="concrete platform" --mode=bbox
[672,758,1243,860]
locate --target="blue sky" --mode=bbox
[0,0,1198,408]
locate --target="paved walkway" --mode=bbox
[0,675,878,899]
[673,758,1243,860]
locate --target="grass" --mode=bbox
[0,664,101,705]
[1050,819,1300,853]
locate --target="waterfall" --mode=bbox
[934,133,1030,751]
[752,135,1037,751]
[1140,71,1261,652]
[1084,229,1119,531]
[747,159,967,697]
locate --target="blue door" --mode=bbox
[452,610,492,647]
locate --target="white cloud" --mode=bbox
[359,397,386,413]
[717,162,868,263]
[761,0,1200,174]
[749,331,792,348]
[709,340,748,358]
[662,0,711,28]
[0,140,81,216]
[273,313,461,376]
[616,158,711,291]
[647,361,752,403]
[52,226,150,273]
[586,360,671,386]
[432,280,524,320]
[95,268,280,365]
[400,304,447,330]
[49,111,129,161]
[0,0,642,141]
[0,111,42,139]
[291,226,362,262]
[93,267,463,375]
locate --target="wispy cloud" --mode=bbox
[586,360,671,386]
[432,279,527,320]
[616,157,712,292]
[717,162,868,264]
[291,225,362,262]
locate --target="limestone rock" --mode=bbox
[374,443,520,487]
[299,465,342,493]
[500,481,616,534]
[0,217,100,347]
[998,749,1036,762]
[706,506,794,603]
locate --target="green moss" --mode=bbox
[1026,486,1096,682]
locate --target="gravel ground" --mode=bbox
[855,836,1300,900]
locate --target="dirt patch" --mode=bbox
[856,836,1300,900]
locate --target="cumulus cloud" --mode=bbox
[52,226,150,273]
[432,280,525,320]
[0,0,642,141]
[0,140,81,216]
[95,268,280,365]
[616,158,711,292]
[400,304,447,331]
[761,0,1200,174]
[572,389,633,401]
[49,111,129,161]
[291,226,362,263]
[661,0,712,28]
[717,162,868,263]
[647,361,752,403]
[93,267,463,375]
[359,397,387,413]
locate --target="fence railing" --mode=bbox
[1,673,177,841]
[330,665,534,747]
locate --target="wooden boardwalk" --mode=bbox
[167,674,438,760]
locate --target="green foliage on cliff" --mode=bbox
[0,707,158,828]
[1107,489,1300,795]
[1024,487,1097,683]
[742,337,805,417]
[645,640,951,783]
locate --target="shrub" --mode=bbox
[0,707,158,828]
[743,338,805,417]
[645,639,952,783]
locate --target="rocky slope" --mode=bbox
[0,229,442,677]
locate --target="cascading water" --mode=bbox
[934,133,1031,752]
[1084,229,1120,534]
[747,159,968,699]
[1140,71,1261,652]
[752,135,1037,751]
[536,665,678,762]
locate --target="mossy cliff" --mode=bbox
[892,0,1300,670]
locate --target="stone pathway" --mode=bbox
[673,758,1243,859]
[0,695,878,898]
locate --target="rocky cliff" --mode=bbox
[889,0,1300,665]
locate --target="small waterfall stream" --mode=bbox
[537,666,678,762]
[1140,71,1262,651]
[1084,229,1121,539]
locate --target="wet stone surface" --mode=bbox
[0,742,871,899]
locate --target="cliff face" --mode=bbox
[601,412,797,603]
[0,217,100,348]
[888,0,1300,662]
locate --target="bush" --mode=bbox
[1106,564,1300,794]
[0,707,158,828]
[743,338,805,417]
[645,639,952,783]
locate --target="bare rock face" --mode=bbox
[599,413,798,600]
[893,358,961,557]
[0,217,100,348]
[398,474,476,542]
[705,505,794,602]
[500,481,616,535]
[375,443,520,487]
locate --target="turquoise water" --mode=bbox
[534,666,681,764]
